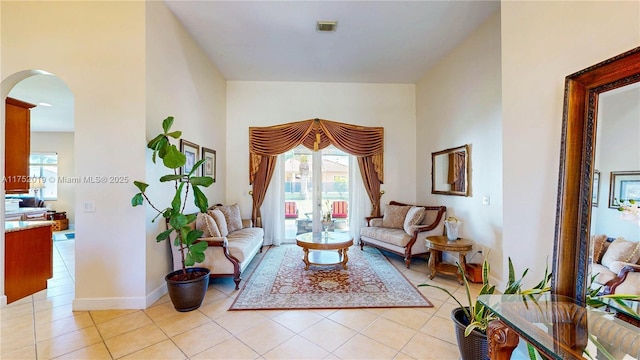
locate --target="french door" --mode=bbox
[284,145,350,240]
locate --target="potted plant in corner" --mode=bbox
[131,116,214,312]
[419,257,551,360]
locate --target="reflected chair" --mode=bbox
[331,201,348,219]
[285,202,298,219]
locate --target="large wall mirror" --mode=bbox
[431,144,469,196]
[554,46,640,302]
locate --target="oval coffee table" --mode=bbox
[295,232,353,270]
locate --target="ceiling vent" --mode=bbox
[316,21,337,32]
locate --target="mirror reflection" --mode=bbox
[589,83,640,294]
[431,144,469,196]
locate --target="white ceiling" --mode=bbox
[165,0,500,83]
[8,74,74,132]
[10,0,499,132]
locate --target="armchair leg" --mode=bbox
[233,277,241,290]
[404,257,411,268]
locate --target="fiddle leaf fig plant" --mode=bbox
[131,116,214,278]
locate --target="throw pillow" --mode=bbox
[591,234,608,264]
[601,237,640,268]
[215,203,244,233]
[382,204,411,229]
[404,206,426,234]
[202,214,221,237]
[195,213,210,236]
[208,209,229,237]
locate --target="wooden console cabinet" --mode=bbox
[5,222,53,303]
[5,97,36,194]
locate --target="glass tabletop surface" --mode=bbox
[478,294,640,360]
[589,296,640,323]
[295,231,352,245]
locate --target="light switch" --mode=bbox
[83,201,96,212]
[482,195,490,206]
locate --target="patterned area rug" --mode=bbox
[229,245,432,310]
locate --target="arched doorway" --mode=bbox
[1,70,75,305]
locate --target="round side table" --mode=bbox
[425,235,473,284]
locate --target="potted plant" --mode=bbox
[131,116,214,312]
[419,257,551,360]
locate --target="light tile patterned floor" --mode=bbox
[1,238,483,360]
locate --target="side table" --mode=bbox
[425,235,473,284]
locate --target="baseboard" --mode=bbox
[71,283,167,311]
[0,295,7,308]
[146,282,167,308]
[72,296,147,311]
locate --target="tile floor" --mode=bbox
[1,237,486,360]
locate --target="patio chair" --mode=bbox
[285,202,298,219]
[331,201,348,219]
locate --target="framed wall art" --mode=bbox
[179,139,199,175]
[201,147,216,182]
[608,171,640,208]
[591,170,600,207]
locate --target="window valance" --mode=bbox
[249,118,384,184]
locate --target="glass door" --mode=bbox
[284,145,350,240]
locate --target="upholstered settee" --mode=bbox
[359,201,446,268]
[590,234,640,295]
[170,204,264,290]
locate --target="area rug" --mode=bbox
[229,245,432,310]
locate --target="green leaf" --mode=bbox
[147,134,165,150]
[171,183,185,213]
[184,254,195,267]
[131,193,144,206]
[156,137,169,160]
[166,131,182,139]
[162,116,174,133]
[185,213,197,225]
[188,159,206,176]
[169,213,188,230]
[133,181,148,192]
[192,185,209,213]
[189,241,207,263]
[190,176,214,187]
[156,228,173,242]
[185,229,204,245]
[162,144,186,169]
[159,174,183,182]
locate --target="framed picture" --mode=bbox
[592,170,600,207]
[608,171,640,208]
[179,139,199,175]
[201,147,216,182]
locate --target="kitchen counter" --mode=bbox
[5,220,53,233]
[4,220,53,303]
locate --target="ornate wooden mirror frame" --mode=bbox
[554,46,640,302]
[431,144,470,197]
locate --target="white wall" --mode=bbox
[2,1,147,309]
[592,85,640,241]
[144,1,227,298]
[501,1,640,287]
[31,131,75,225]
[416,13,503,277]
[226,82,416,225]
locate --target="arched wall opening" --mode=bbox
[1,69,75,306]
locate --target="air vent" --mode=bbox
[316,21,337,32]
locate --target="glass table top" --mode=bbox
[478,294,640,360]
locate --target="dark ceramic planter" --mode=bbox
[165,267,210,312]
[451,307,489,360]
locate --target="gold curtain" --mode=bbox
[447,151,465,192]
[249,118,384,222]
